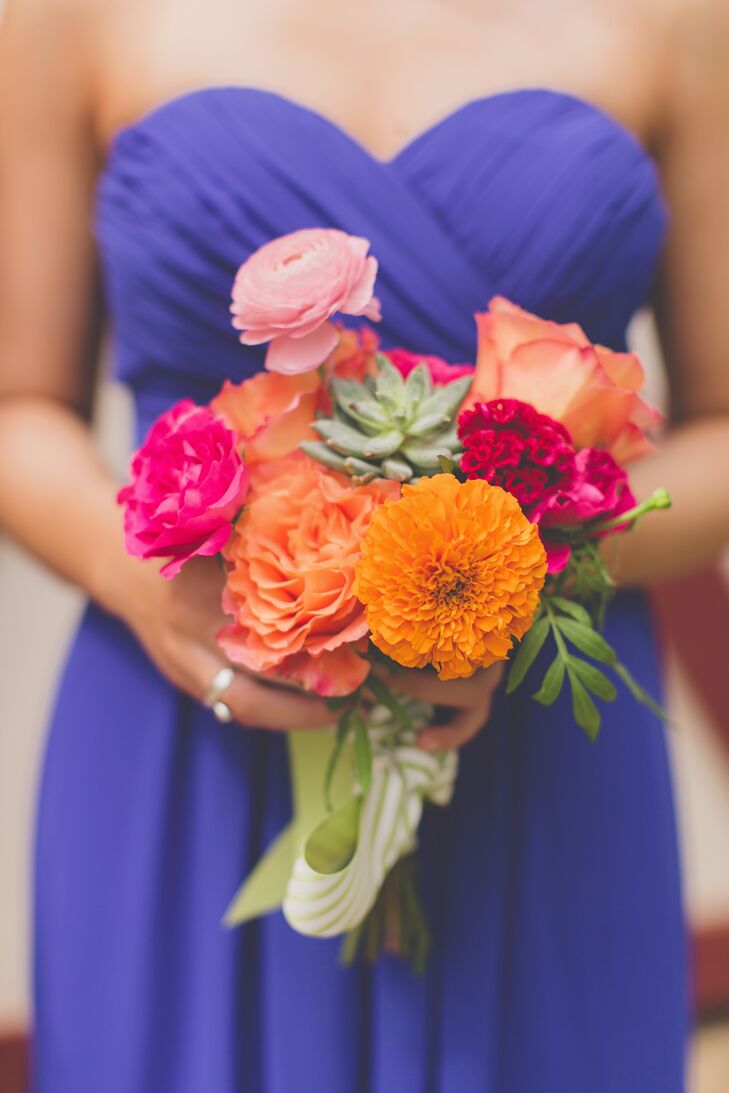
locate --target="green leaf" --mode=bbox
[547,595,592,627]
[555,617,617,665]
[325,693,356,711]
[304,795,361,874]
[313,419,373,456]
[570,657,617,702]
[416,374,473,420]
[374,356,405,411]
[324,711,353,810]
[533,653,566,705]
[299,441,348,471]
[381,457,413,482]
[567,670,601,740]
[507,615,550,693]
[403,362,431,411]
[407,410,451,438]
[361,429,405,459]
[365,676,415,731]
[343,457,381,483]
[613,662,670,723]
[400,439,451,468]
[352,713,373,795]
[436,454,454,474]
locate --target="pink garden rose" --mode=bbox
[118,400,249,578]
[539,448,636,571]
[386,347,474,385]
[469,296,661,464]
[230,228,381,375]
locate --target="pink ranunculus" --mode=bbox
[230,228,381,376]
[385,347,474,385]
[469,296,661,464]
[118,400,249,578]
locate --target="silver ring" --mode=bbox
[211,699,233,723]
[204,667,234,723]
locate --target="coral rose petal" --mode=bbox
[276,644,370,697]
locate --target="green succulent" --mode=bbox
[300,354,472,483]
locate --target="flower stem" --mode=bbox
[587,487,671,536]
[339,855,430,973]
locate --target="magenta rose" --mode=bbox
[539,448,636,567]
[540,448,635,528]
[386,347,474,385]
[231,228,381,375]
[118,400,249,578]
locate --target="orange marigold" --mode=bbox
[353,474,547,680]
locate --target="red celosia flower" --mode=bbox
[457,399,636,572]
[458,399,575,520]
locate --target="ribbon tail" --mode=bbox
[224,823,297,925]
[224,728,342,926]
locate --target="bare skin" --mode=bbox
[1,0,728,750]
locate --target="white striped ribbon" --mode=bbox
[282,704,458,938]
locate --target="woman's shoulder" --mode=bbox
[631,0,729,140]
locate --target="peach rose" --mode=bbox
[212,326,380,463]
[212,370,321,464]
[469,297,660,463]
[230,228,381,376]
[218,453,400,696]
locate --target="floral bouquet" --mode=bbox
[119,228,670,969]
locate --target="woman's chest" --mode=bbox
[95,0,662,160]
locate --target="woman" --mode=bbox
[1,0,728,1089]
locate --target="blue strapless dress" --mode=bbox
[33,88,689,1092]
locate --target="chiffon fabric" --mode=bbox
[34,88,689,1092]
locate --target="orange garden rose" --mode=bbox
[218,452,400,696]
[354,475,547,680]
[212,369,321,463]
[470,296,660,464]
[212,326,379,462]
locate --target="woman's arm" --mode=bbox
[0,0,121,600]
[0,0,333,731]
[615,0,729,587]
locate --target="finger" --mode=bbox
[417,699,492,751]
[226,675,335,731]
[167,560,228,653]
[375,664,504,708]
[186,643,334,731]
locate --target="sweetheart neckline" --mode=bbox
[106,84,658,176]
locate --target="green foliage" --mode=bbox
[352,712,373,795]
[508,594,668,741]
[365,675,414,731]
[506,614,549,693]
[533,653,566,705]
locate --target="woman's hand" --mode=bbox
[374,663,505,751]
[118,554,334,732]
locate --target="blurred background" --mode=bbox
[2,317,729,1090]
